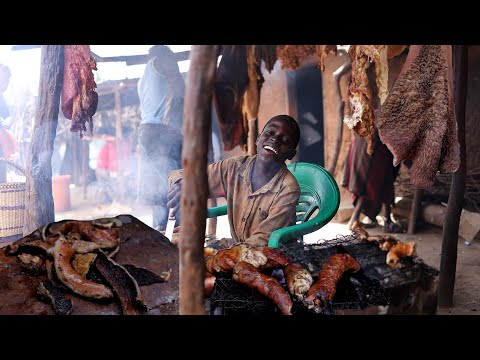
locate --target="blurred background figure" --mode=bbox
[136,45,185,231]
[96,126,136,205]
[0,64,18,182]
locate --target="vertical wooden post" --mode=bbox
[179,45,218,315]
[247,119,258,157]
[438,45,468,308]
[408,188,424,234]
[24,45,64,235]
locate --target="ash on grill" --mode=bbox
[210,234,439,315]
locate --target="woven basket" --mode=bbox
[0,158,26,238]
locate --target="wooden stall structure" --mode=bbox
[18,45,468,314]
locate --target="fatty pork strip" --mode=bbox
[61,45,98,138]
[51,236,113,300]
[386,242,416,269]
[59,221,119,250]
[304,253,361,312]
[93,250,147,315]
[376,45,459,188]
[233,261,293,315]
[283,263,313,301]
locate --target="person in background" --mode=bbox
[137,45,185,231]
[0,64,18,182]
[342,129,402,233]
[167,114,301,248]
[96,127,135,204]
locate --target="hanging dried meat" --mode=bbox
[316,45,338,72]
[242,45,265,123]
[277,45,338,71]
[61,45,98,138]
[214,45,249,151]
[277,45,316,70]
[376,45,459,189]
[343,45,389,155]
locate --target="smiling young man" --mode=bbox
[167,114,301,248]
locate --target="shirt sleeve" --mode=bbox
[245,185,300,247]
[168,157,232,198]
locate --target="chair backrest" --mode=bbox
[206,162,340,248]
[268,162,340,247]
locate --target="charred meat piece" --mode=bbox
[45,259,67,289]
[17,253,46,275]
[94,250,147,315]
[386,242,416,269]
[122,264,171,286]
[52,236,113,300]
[304,253,361,312]
[350,221,369,241]
[284,263,313,301]
[37,280,73,315]
[233,261,293,315]
[61,45,98,138]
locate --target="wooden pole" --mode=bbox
[179,45,218,315]
[24,45,64,235]
[408,188,424,234]
[438,45,468,308]
[247,119,258,157]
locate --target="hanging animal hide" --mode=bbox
[376,45,459,189]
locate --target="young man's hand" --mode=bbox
[167,180,182,218]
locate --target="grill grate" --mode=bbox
[209,233,439,315]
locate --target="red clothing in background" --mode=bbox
[96,139,133,173]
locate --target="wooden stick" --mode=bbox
[408,188,424,234]
[24,45,64,235]
[179,45,218,315]
[438,45,468,308]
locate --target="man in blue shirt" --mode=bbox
[137,46,185,230]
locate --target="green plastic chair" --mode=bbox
[206,162,340,248]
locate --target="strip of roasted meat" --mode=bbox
[121,264,171,286]
[94,250,147,315]
[37,280,73,315]
[233,261,293,315]
[304,253,361,312]
[52,236,113,300]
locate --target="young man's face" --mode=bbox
[256,118,297,163]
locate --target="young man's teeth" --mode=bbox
[264,145,278,154]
